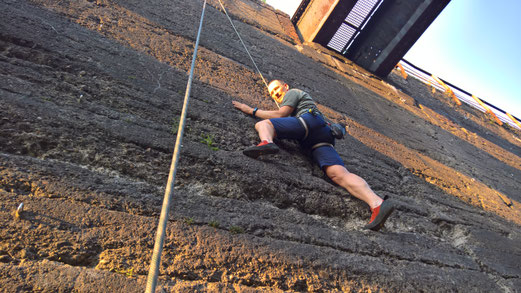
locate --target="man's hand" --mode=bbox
[232,101,253,115]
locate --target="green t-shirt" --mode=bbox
[280,89,316,117]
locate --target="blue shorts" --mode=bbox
[311,145,345,169]
[270,113,345,169]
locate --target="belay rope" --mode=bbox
[145,1,207,292]
[216,0,280,108]
[217,0,268,89]
[145,0,276,291]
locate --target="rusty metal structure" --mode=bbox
[292,0,450,77]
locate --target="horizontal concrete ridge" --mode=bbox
[1,0,520,292]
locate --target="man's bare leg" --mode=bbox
[324,165,383,209]
[325,164,395,231]
[255,120,276,142]
[243,120,279,158]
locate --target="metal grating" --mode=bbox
[327,23,356,52]
[327,0,384,54]
[345,0,379,27]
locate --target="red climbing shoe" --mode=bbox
[243,140,279,158]
[364,199,395,231]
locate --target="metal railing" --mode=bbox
[398,59,521,130]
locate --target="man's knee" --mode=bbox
[325,165,348,181]
[255,119,273,131]
[326,166,365,187]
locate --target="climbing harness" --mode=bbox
[311,142,334,150]
[298,116,309,140]
[145,1,207,292]
[298,108,347,141]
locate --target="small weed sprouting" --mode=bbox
[114,268,134,278]
[200,133,219,151]
[208,220,220,228]
[184,217,194,225]
[171,119,179,135]
[229,226,244,234]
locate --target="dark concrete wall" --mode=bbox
[347,0,422,67]
[347,0,450,76]
[299,0,450,77]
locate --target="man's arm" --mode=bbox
[232,101,293,118]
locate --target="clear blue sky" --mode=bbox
[265,0,521,119]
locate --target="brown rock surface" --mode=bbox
[1,0,520,291]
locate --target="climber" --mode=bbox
[232,80,395,231]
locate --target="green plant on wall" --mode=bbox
[201,133,219,151]
[114,267,134,278]
[184,217,194,225]
[229,225,244,234]
[208,220,220,228]
[171,118,179,135]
